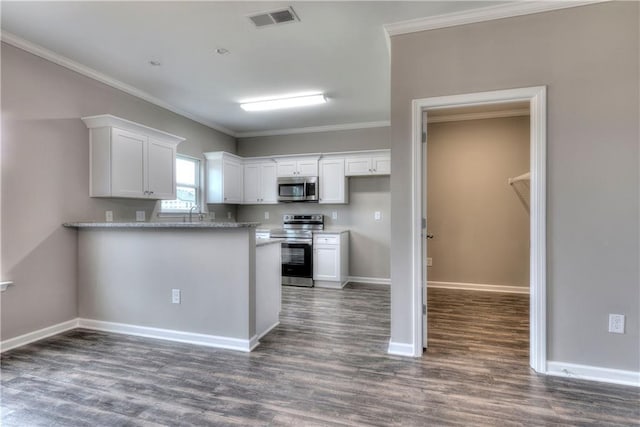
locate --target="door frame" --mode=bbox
[410,86,547,373]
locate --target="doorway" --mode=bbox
[410,87,547,373]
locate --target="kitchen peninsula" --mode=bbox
[63,221,281,352]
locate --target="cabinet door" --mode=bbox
[111,128,146,197]
[223,158,243,203]
[276,161,298,177]
[260,163,278,204]
[147,138,176,199]
[345,157,372,176]
[243,163,261,203]
[313,245,340,281]
[297,160,318,177]
[319,158,347,204]
[372,156,391,175]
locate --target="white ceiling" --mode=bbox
[1,1,507,136]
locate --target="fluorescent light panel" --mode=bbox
[241,93,326,112]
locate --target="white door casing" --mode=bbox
[407,86,547,373]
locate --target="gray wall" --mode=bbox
[237,127,391,280]
[390,2,639,371]
[78,228,255,340]
[238,126,390,157]
[427,116,530,287]
[1,43,236,340]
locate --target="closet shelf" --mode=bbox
[508,172,530,185]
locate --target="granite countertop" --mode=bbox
[313,228,349,234]
[256,238,284,247]
[63,221,261,229]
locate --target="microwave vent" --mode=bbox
[248,7,299,28]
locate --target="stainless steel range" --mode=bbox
[270,214,324,287]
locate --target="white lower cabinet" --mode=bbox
[313,232,349,289]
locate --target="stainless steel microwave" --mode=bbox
[277,176,319,202]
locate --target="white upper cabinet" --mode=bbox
[276,156,319,177]
[205,152,243,204]
[344,150,391,176]
[82,115,184,199]
[319,157,348,204]
[243,161,277,204]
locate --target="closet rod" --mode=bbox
[508,172,530,185]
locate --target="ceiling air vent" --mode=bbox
[248,7,299,28]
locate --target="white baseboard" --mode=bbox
[78,318,256,352]
[546,361,640,388]
[257,321,280,340]
[387,340,415,357]
[428,281,529,294]
[347,276,391,286]
[315,280,348,289]
[0,318,79,353]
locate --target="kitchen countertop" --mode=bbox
[256,238,284,247]
[63,221,261,229]
[313,228,349,234]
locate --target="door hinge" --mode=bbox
[422,303,426,315]
[421,218,426,229]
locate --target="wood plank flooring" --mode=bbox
[2,284,638,426]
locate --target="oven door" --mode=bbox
[281,240,313,282]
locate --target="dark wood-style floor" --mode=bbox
[1,284,638,426]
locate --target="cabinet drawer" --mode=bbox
[314,235,339,245]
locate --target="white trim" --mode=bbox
[314,280,348,289]
[78,318,256,352]
[547,361,640,388]
[347,276,391,286]
[411,86,547,371]
[257,321,280,340]
[384,1,608,36]
[0,281,13,292]
[426,108,529,124]
[387,340,416,357]
[236,121,390,138]
[81,114,185,145]
[0,31,236,137]
[428,281,530,295]
[0,319,79,353]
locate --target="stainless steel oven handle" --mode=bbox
[281,239,313,244]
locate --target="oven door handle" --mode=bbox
[282,239,313,244]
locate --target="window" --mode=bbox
[160,155,200,213]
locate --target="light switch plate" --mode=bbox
[608,314,625,334]
[427,257,432,267]
[105,211,113,222]
[374,211,382,221]
[227,212,232,220]
[172,289,181,304]
[332,211,338,220]
[211,212,216,220]
[264,211,270,220]
[135,211,145,222]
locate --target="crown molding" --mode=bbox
[236,120,390,139]
[384,1,609,36]
[1,31,237,137]
[427,108,529,124]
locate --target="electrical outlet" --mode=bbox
[426,257,432,267]
[211,212,216,220]
[374,211,382,221]
[105,211,113,222]
[227,212,232,220]
[136,211,145,222]
[608,314,625,334]
[264,211,270,220]
[332,211,338,220]
[172,289,181,304]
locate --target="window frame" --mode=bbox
[159,154,202,215]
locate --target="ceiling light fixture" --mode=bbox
[240,93,327,112]
[148,60,162,66]
[215,48,230,55]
